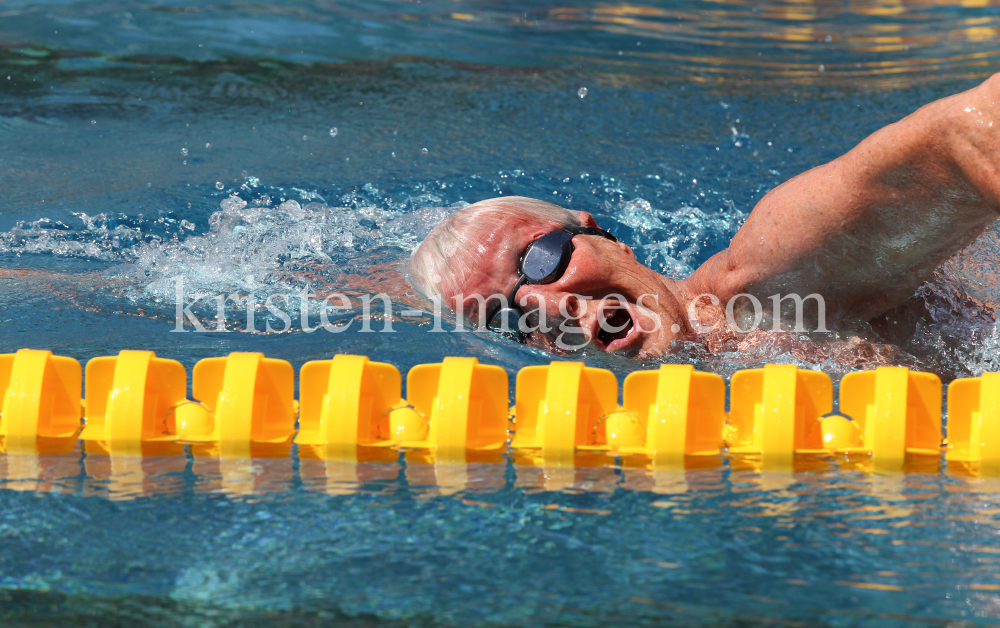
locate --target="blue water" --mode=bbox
[4,1,1000,625]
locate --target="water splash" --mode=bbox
[1,171,999,378]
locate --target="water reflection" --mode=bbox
[4,0,998,88]
[1,447,999,505]
[403,455,508,497]
[433,0,1000,84]
[82,448,186,501]
[0,441,81,495]
[299,444,400,496]
[190,442,295,498]
[513,451,621,494]
[550,0,1000,81]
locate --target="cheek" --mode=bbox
[566,247,617,285]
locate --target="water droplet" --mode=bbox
[182,160,187,165]
[329,127,338,137]
[181,219,195,231]
[818,64,825,72]
[91,120,96,124]
[205,143,211,149]
[181,147,189,156]
[825,35,832,42]
[421,148,428,155]
[671,324,680,333]
[391,152,396,158]
[617,51,622,55]
[302,135,308,141]
[215,182,224,190]
[241,171,248,177]
[577,87,588,98]
[187,203,192,208]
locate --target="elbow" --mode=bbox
[939,76,1000,214]
[975,72,1000,114]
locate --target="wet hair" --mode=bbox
[405,196,579,310]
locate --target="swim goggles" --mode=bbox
[484,225,618,342]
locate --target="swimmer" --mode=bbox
[407,74,1000,358]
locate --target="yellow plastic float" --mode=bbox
[836,366,941,467]
[0,347,969,475]
[295,354,402,454]
[0,348,81,453]
[81,350,186,456]
[176,352,296,457]
[946,372,1000,474]
[727,364,832,465]
[399,356,509,462]
[510,361,617,455]
[615,364,726,464]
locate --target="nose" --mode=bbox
[517,284,567,313]
[516,285,591,329]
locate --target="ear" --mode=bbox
[577,211,599,228]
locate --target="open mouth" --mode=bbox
[597,304,635,348]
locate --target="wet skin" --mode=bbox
[445,73,1000,358]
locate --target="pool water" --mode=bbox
[3,1,1000,625]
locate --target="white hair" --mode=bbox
[405,196,580,309]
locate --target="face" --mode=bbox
[444,209,689,358]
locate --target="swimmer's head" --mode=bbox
[405,196,689,357]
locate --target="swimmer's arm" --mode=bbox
[684,73,1000,322]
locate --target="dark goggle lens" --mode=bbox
[487,306,528,341]
[520,230,574,283]
[488,306,523,332]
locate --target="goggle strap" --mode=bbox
[506,274,528,307]
[561,225,618,242]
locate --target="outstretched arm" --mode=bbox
[684,73,1000,324]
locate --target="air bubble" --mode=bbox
[421,148,428,155]
[91,120,96,124]
[302,135,308,141]
[205,143,211,149]
[329,127,338,137]
[578,87,588,98]
[181,148,189,156]
[215,182,224,190]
